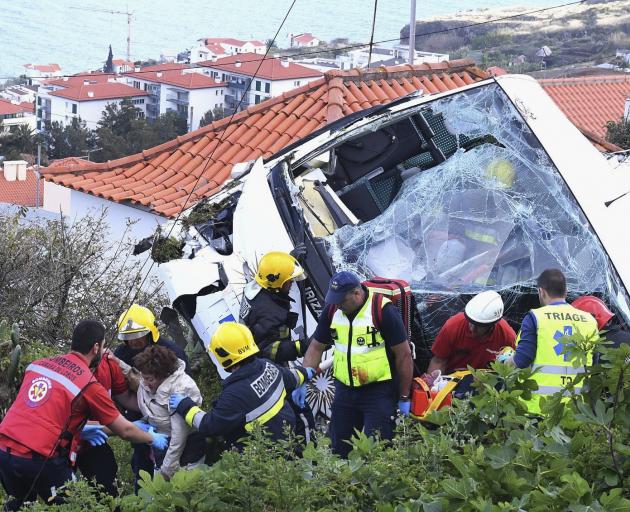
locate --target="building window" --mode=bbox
[255,80,261,91]
[37,97,41,105]
[255,95,261,104]
[37,120,42,130]
[293,81,301,86]
[133,80,140,89]
[132,98,145,104]
[264,82,270,93]
[72,103,77,114]
[37,108,42,117]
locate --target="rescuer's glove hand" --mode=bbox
[398,399,411,417]
[80,424,109,446]
[305,367,316,381]
[169,393,186,412]
[133,420,152,432]
[148,427,169,450]
[292,385,307,408]
[496,346,516,365]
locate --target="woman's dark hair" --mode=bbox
[133,345,179,380]
[71,320,106,354]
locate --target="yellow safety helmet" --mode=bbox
[117,304,160,343]
[485,159,515,189]
[209,322,259,369]
[255,251,306,291]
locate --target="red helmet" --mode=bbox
[572,295,614,330]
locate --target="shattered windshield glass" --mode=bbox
[325,83,629,339]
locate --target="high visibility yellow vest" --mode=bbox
[331,290,392,387]
[518,303,597,413]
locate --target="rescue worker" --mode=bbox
[240,251,315,441]
[168,322,315,448]
[113,304,189,373]
[427,291,516,375]
[240,251,308,363]
[504,269,599,413]
[572,295,630,354]
[301,271,413,458]
[0,320,168,511]
[112,303,190,492]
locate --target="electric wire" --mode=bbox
[367,0,379,68]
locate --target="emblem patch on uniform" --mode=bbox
[356,337,366,346]
[26,376,53,408]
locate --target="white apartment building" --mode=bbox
[199,53,322,113]
[0,100,36,133]
[338,45,449,70]
[0,84,38,104]
[23,63,62,85]
[190,37,266,64]
[125,64,227,130]
[36,73,148,131]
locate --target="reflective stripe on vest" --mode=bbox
[245,379,286,431]
[519,304,597,413]
[25,363,82,396]
[331,290,392,387]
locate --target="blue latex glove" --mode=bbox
[169,393,186,412]
[305,367,316,381]
[80,424,109,446]
[292,384,307,408]
[148,427,169,450]
[398,399,411,417]
[133,420,152,432]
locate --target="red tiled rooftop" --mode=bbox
[42,60,489,218]
[125,69,226,89]
[539,75,630,142]
[139,63,189,73]
[49,82,149,101]
[24,63,61,73]
[44,73,116,88]
[0,99,34,116]
[0,170,44,207]
[199,53,323,81]
[202,37,264,48]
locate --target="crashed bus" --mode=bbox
[154,74,630,419]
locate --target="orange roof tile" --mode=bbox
[41,60,489,218]
[125,69,226,89]
[0,170,44,207]
[539,75,630,142]
[49,82,149,102]
[0,99,34,116]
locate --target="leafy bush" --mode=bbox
[7,336,630,511]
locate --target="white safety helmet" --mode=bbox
[465,290,504,325]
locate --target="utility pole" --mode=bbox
[36,143,41,209]
[70,6,134,61]
[409,0,417,65]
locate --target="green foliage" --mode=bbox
[606,118,630,150]
[0,123,37,160]
[43,118,97,160]
[150,235,184,264]
[94,100,187,162]
[198,109,214,128]
[104,44,114,74]
[14,332,630,511]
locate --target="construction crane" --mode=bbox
[70,5,134,62]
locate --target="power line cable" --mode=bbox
[367,0,379,68]
[4,0,588,81]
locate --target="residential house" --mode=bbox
[198,53,322,113]
[339,45,449,71]
[290,33,321,48]
[0,84,38,104]
[190,37,266,64]
[539,75,630,152]
[124,64,226,130]
[0,99,36,133]
[36,73,148,131]
[112,59,135,74]
[41,60,490,219]
[22,63,62,85]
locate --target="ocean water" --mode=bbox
[0,0,559,79]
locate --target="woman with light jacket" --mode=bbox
[133,345,205,480]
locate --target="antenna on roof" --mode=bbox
[70,5,134,61]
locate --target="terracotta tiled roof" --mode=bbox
[0,170,44,207]
[202,37,264,48]
[125,69,226,89]
[294,33,319,44]
[44,73,116,88]
[539,75,630,141]
[139,63,189,73]
[204,43,227,56]
[0,99,34,116]
[48,157,97,169]
[49,82,149,102]
[42,60,489,218]
[24,63,61,73]
[199,53,323,81]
